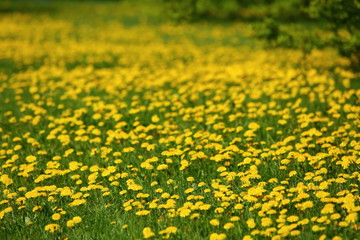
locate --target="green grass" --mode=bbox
[0,1,359,240]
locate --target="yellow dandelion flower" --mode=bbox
[330,213,341,220]
[44,223,60,233]
[332,236,342,240]
[136,210,150,216]
[321,203,335,214]
[25,155,37,163]
[143,227,155,239]
[247,219,256,228]
[287,215,299,222]
[248,122,260,130]
[52,213,61,221]
[243,235,253,240]
[209,233,226,240]
[223,223,234,230]
[234,203,244,209]
[261,217,272,227]
[179,208,191,217]
[151,115,160,123]
[0,174,14,186]
[67,220,75,228]
[166,226,177,233]
[215,207,224,213]
[210,219,220,226]
[345,212,357,223]
[73,216,82,224]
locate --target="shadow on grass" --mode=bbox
[175,8,316,25]
[0,0,60,14]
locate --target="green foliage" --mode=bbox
[307,0,360,31]
[163,0,198,21]
[256,18,327,58]
[162,0,276,21]
[312,0,360,70]
[306,0,360,70]
[255,0,360,71]
[336,32,360,71]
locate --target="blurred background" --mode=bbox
[1,0,359,72]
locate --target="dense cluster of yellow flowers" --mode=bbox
[0,3,359,239]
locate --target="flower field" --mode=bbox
[0,2,359,239]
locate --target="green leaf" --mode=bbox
[25,217,31,224]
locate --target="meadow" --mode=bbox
[0,1,359,239]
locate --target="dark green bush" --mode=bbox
[306,0,360,70]
[255,0,360,71]
[162,0,277,21]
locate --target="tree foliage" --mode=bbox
[162,0,275,21]
[306,0,360,70]
[258,0,360,71]
[164,0,360,71]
